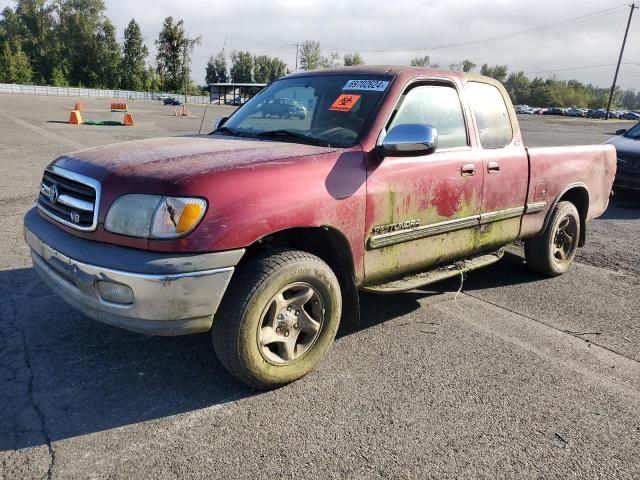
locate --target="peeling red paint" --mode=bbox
[433,182,460,218]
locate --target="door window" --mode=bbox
[389,85,468,149]
[467,82,513,149]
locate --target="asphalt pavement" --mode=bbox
[1,97,638,479]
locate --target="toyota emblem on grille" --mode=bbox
[49,184,59,203]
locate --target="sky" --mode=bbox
[2,0,639,88]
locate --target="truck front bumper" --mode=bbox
[23,208,244,336]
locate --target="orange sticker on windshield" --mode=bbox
[330,94,361,112]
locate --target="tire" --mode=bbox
[524,201,580,277]
[211,249,342,389]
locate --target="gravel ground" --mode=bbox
[0,96,639,479]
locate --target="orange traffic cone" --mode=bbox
[69,110,83,125]
[123,112,134,126]
[74,102,84,111]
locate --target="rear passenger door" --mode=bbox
[466,81,529,251]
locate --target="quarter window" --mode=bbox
[389,85,468,149]
[467,82,513,149]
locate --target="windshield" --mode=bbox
[624,123,640,140]
[218,74,393,147]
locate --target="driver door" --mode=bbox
[364,81,484,284]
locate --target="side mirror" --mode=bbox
[616,128,627,136]
[381,124,438,157]
[214,116,229,130]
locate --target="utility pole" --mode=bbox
[183,47,188,105]
[293,43,302,71]
[606,3,637,119]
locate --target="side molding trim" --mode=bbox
[525,201,547,214]
[368,205,527,250]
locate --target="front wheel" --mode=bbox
[524,201,580,276]
[211,250,342,389]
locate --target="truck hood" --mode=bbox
[50,135,339,189]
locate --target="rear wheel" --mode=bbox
[525,201,580,276]
[211,250,341,389]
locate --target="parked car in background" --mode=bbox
[622,111,640,121]
[565,108,585,117]
[586,109,606,119]
[163,97,182,106]
[544,107,565,116]
[607,123,640,193]
[260,98,307,119]
[157,94,170,101]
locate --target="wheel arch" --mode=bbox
[544,183,589,246]
[242,226,360,333]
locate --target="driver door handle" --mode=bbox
[487,161,500,174]
[461,163,476,176]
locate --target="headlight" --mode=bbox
[105,194,207,239]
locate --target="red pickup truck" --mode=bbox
[24,67,616,388]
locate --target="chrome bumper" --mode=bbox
[25,224,239,336]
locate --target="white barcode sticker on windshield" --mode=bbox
[343,79,389,92]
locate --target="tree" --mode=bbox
[343,52,364,66]
[0,40,33,83]
[480,64,508,82]
[155,16,200,92]
[252,54,270,83]
[121,19,148,91]
[50,64,68,86]
[504,71,531,104]
[621,89,637,110]
[205,51,228,84]
[252,54,287,83]
[57,0,108,87]
[0,41,17,82]
[299,40,323,70]
[268,57,286,81]
[13,0,59,84]
[230,50,253,82]
[410,55,431,67]
[90,18,121,88]
[462,60,476,72]
[12,43,33,83]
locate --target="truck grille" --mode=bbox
[37,167,100,231]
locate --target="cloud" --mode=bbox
[2,0,638,87]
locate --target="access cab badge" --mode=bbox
[343,79,390,92]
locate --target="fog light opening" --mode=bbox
[96,280,134,305]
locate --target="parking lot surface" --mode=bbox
[1,96,639,479]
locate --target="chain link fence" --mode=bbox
[0,83,210,104]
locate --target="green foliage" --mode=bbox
[121,19,148,91]
[50,64,68,86]
[155,16,201,92]
[410,55,431,67]
[343,52,364,66]
[230,50,253,82]
[253,54,286,83]
[0,41,33,83]
[91,19,121,88]
[480,64,508,82]
[462,60,476,72]
[299,40,323,70]
[58,0,108,87]
[269,57,286,81]
[205,51,228,84]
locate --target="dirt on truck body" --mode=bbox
[24,66,616,388]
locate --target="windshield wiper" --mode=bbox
[212,126,241,137]
[256,130,329,147]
